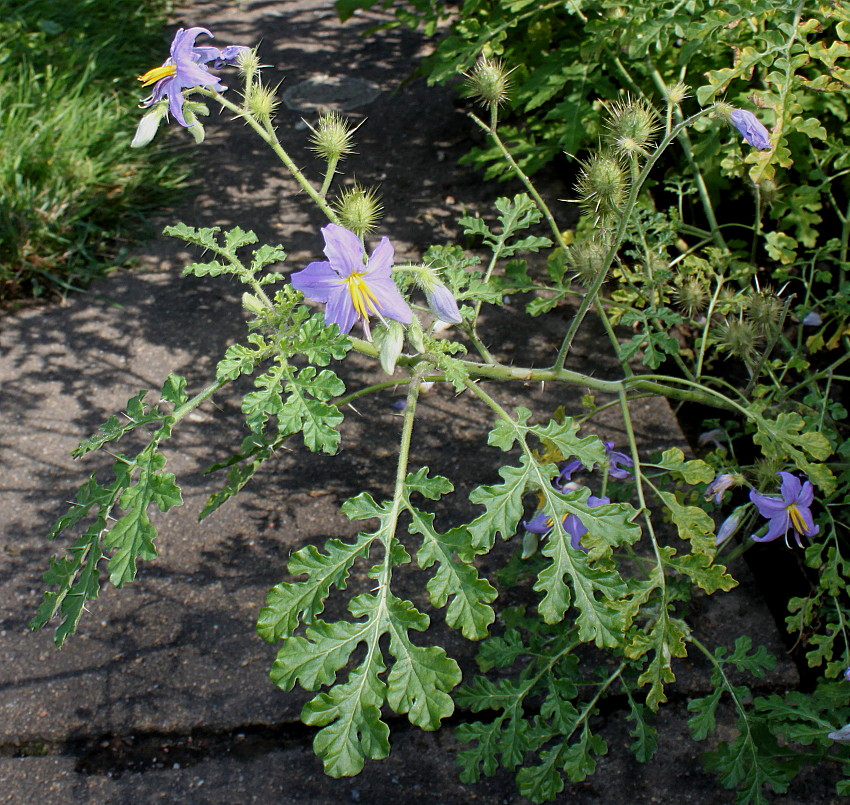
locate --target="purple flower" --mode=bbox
[425,282,462,324]
[290,224,412,338]
[749,472,819,547]
[138,27,246,127]
[729,109,771,151]
[524,495,610,552]
[705,473,736,505]
[604,441,633,480]
[844,666,850,683]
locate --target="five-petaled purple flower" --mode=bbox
[524,495,610,552]
[749,472,819,547]
[291,223,413,338]
[729,109,772,151]
[138,27,247,127]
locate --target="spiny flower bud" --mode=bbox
[674,277,708,318]
[745,287,784,329]
[603,96,659,157]
[464,56,512,108]
[246,82,279,120]
[714,316,761,362]
[334,184,383,238]
[575,152,628,225]
[308,111,356,162]
[567,239,609,286]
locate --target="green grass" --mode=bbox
[0,0,192,301]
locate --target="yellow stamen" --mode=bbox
[788,504,810,536]
[138,64,177,87]
[344,272,380,320]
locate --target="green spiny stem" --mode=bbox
[554,108,716,370]
[170,378,230,425]
[201,89,340,225]
[345,336,748,413]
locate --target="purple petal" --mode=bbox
[322,224,364,275]
[172,27,213,61]
[562,513,588,551]
[796,480,815,508]
[749,489,787,517]
[778,472,802,504]
[793,505,819,537]
[191,46,223,64]
[524,513,553,534]
[729,108,772,151]
[365,276,413,324]
[291,260,342,302]
[324,286,359,334]
[751,512,789,543]
[165,81,189,127]
[554,459,584,489]
[587,495,610,508]
[366,236,394,278]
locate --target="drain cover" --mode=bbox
[281,74,381,112]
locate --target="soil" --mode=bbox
[0,1,844,803]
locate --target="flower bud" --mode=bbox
[603,96,659,157]
[131,100,168,148]
[334,184,383,237]
[378,319,405,375]
[308,111,356,162]
[715,506,746,546]
[575,152,628,225]
[464,56,512,107]
[425,283,462,324]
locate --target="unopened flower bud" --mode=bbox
[715,506,746,546]
[378,319,405,375]
[309,112,356,162]
[237,47,263,82]
[464,56,512,107]
[131,100,168,148]
[425,283,462,324]
[334,184,382,237]
[715,104,772,151]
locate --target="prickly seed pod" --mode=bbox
[568,239,609,286]
[464,56,512,108]
[752,459,784,490]
[237,48,263,86]
[246,82,279,120]
[666,82,690,106]
[603,96,659,157]
[757,178,779,205]
[308,112,356,162]
[674,277,708,318]
[745,287,784,329]
[714,316,762,362]
[575,152,628,225]
[334,184,383,238]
